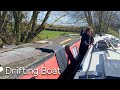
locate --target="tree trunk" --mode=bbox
[98,11,103,33]
[25,11,51,43]
[31,11,40,33]
[0,11,8,45]
[84,11,93,28]
[21,11,40,43]
[0,11,7,32]
[13,11,23,44]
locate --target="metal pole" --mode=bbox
[86,45,94,79]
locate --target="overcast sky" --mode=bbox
[28,11,87,26]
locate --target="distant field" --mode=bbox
[33,30,78,41]
[0,30,78,44]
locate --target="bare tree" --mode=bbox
[25,11,51,42]
[21,11,40,43]
[0,11,120,45]
[13,11,24,44]
[84,11,93,27]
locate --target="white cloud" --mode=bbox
[29,11,86,26]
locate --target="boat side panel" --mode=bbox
[44,55,60,79]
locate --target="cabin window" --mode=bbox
[72,46,78,58]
